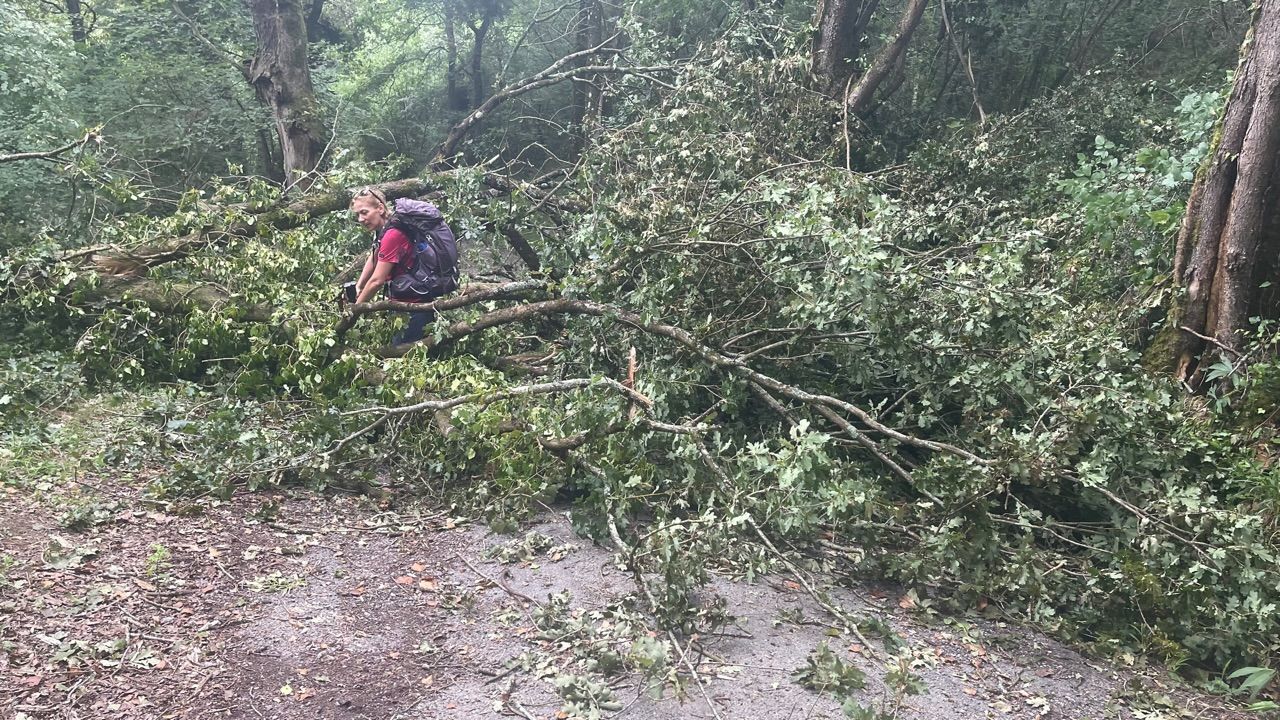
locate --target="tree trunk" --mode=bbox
[1172,0,1280,386]
[246,0,327,192]
[256,127,285,183]
[65,0,88,43]
[1016,1,1070,103]
[811,0,880,95]
[303,0,341,44]
[846,0,928,115]
[469,9,497,117]
[569,0,604,149]
[444,0,468,111]
[1067,0,1131,72]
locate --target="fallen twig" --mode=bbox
[603,513,726,720]
[381,296,988,479]
[456,552,543,609]
[743,514,881,659]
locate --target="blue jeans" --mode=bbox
[394,309,435,345]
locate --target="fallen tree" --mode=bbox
[31,172,569,289]
[331,291,986,485]
[8,12,1280,677]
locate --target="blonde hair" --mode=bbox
[352,186,387,208]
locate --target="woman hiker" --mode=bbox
[350,186,436,345]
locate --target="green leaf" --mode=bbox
[1227,667,1275,698]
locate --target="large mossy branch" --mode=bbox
[80,177,445,276]
[81,276,274,322]
[75,173,578,278]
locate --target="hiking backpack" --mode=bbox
[383,198,460,301]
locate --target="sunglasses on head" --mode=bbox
[354,186,387,206]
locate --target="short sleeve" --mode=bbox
[376,228,413,266]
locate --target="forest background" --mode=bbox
[4,0,1280,707]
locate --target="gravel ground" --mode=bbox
[0,481,1255,720]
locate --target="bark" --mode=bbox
[1172,1,1280,385]
[873,50,909,112]
[255,127,285,183]
[811,0,880,95]
[246,0,327,192]
[83,276,273,322]
[303,0,342,44]
[305,0,324,31]
[444,0,468,111]
[846,0,928,115]
[468,5,498,117]
[569,0,605,146]
[499,225,541,271]
[65,0,88,43]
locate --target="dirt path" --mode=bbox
[0,481,1250,720]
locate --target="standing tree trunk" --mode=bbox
[811,0,880,95]
[65,0,89,43]
[468,4,498,115]
[444,0,468,111]
[846,0,927,114]
[1016,1,1070,103]
[256,127,285,183]
[569,0,604,150]
[1067,0,1131,73]
[303,0,338,43]
[1172,0,1280,386]
[246,0,327,192]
